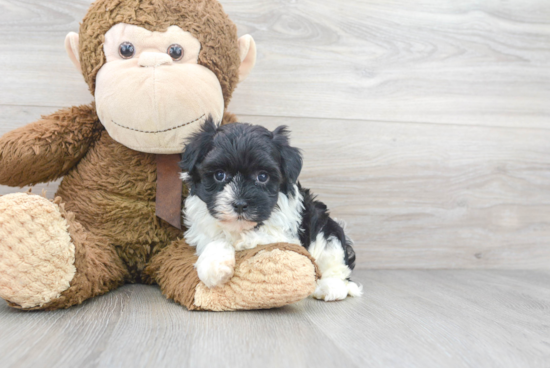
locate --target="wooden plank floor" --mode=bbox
[2,0,550,128]
[0,270,549,368]
[1,0,549,268]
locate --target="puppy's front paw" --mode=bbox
[312,278,363,301]
[196,255,235,288]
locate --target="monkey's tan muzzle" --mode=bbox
[138,52,173,68]
[95,60,224,154]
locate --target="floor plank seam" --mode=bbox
[2,103,550,133]
[234,112,550,132]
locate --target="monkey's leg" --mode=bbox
[145,239,320,311]
[0,193,128,310]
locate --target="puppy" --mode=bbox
[179,118,362,301]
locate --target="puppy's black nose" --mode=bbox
[232,200,248,214]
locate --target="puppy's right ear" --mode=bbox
[272,125,303,186]
[179,117,218,176]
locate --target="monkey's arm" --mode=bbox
[0,104,103,187]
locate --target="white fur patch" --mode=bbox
[346,281,363,297]
[312,278,348,301]
[195,240,236,288]
[308,234,351,280]
[308,233,363,301]
[180,172,190,182]
[184,184,303,254]
[214,174,242,222]
[312,278,363,301]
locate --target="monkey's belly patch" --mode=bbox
[111,114,205,134]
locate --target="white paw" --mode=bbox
[196,254,235,288]
[312,278,363,301]
[346,281,363,297]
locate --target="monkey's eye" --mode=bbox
[257,172,269,183]
[167,44,184,61]
[118,42,135,59]
[214,170,226,182]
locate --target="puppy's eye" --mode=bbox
[119,42,135,59]
[257,172,269,183]
[167,44,184,61]
[214,170,226,182]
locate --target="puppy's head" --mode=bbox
[180,118,302,230]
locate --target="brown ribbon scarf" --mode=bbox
[155,154,183,229]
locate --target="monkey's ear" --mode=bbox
[238,35,256,83]
[65,32,81,73]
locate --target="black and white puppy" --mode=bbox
[179,118,362,301]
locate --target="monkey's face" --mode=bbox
[93,23,223,154]
[65,21,256,154]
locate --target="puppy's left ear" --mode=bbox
[272,126,303,184]
[180,117,218,176]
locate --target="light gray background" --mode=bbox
[0,1,549,367]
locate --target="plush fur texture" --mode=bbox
[0,0,317,311]
[0,192,129,311]
[0,193,76,308]
[145,241,320,311]
[180,121,361,300]
[0,104,103,187]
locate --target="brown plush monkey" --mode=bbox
[0,0,319,311]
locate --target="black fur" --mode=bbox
[180,117,302,223]
[271,126,303,195]
[179,117,218,179]
[298,185,356,270]
[180,118,356,269]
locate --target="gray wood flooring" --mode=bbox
[1,270,549,368]
[1,0,549,268]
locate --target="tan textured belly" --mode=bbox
[55,131,183,280]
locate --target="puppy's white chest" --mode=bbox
[183,186,304,253]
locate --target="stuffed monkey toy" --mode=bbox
[0,0,319,311]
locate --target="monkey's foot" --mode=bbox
[193,244,319,311]
[148,242,320,311]
[0,193,76,309]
